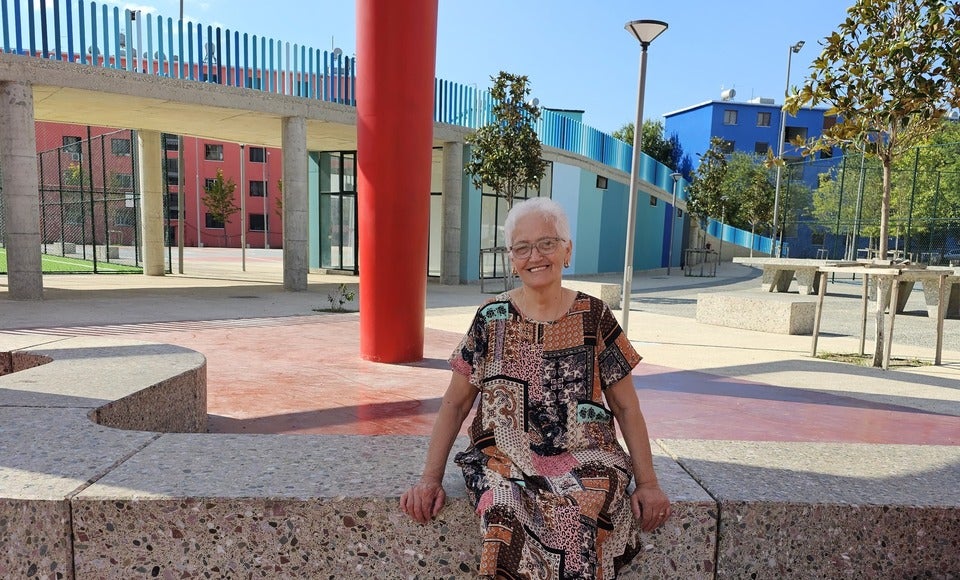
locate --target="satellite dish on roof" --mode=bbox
[333,47,343,58]
[720,88,736,101]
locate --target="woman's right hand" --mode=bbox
[400,478,446,524]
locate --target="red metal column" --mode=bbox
[356,0,438,362]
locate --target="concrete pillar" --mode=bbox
[282,116,308,291]
[441,141,463,285]
[137,130,165,276]
[0,82,43,300]
[357,0,438,362]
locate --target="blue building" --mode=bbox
[664,94,841,257]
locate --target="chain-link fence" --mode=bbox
[1,127,147,274]
[779,144,960,264]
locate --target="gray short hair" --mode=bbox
[503,197,571,248]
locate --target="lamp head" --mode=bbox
[791,40,805,53]
[670,172,682,182]
[625,20,669,47]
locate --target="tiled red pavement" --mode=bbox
[69,314,960,445]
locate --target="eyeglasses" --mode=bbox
[509,237,566,259]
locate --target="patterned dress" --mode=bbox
[450,291,643,579]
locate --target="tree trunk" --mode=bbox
[871,159,894,367]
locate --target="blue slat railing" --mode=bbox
[1,0,708,210]
[706,218,784,256]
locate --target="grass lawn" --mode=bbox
[0,248,142,274]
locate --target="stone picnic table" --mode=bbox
[732,257,859,295]
[810,263,958,369]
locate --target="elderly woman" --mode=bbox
[401,197,670,579]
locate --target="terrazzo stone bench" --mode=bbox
[563,279,621,309]
[696,291,817,334]
[0,334,716,579]
[5,335,957,579]
[657,439,960,580]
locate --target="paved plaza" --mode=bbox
[3,248,959,578]
[2,248,958,444]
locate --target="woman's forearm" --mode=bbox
[420,373,478,482]
[616,405,659,486]
[605,377,660,486]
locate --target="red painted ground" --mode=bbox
[88,314,960,445]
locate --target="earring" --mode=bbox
[564,261,570,268]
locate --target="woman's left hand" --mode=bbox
[630,481,671,532]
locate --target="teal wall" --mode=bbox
[597,178,629,273]
[308,152,321,270]
[545,161,668,276]
[550,164,582,273]
[461,153,483,282]
[635,193,666,268]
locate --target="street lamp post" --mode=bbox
[771,40,804,257]
[668,172,682,275]
[621,19,668,336]
[718,196,727,267]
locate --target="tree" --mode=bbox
[686,137,729,247]
[612,119,683,170]
[465,71,547,211]
[724,153,775,254]
[202,168,239,246]
[785,0,960,366]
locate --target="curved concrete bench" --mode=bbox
[2,334,957,579]
[0,334,716,579]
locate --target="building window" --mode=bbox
[720,140,735,154]
[204,144,224,161]
[784,126,808,143]
[63,135,82,154]
[249,213,267,231]
[163,133,179,151]
[65,195,84,224]
[166,193,179,220]
[114,207,136,226]
[754,142,770,155]
[112,173,134,190]
[204,177,217,191]
[820,148,834,159]
[757,112,772,127]
[111,137,132,156]
[649,195,658,206]
[205,213,225,228]
[165,158,179,186]
[723,110,738,125]
[249,147,266,163]
[249,180,267,197]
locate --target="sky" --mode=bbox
[112,0,855,134]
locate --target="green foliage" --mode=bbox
[465,72,547,208]
[785,0,960,257]
[723,153,775,232]
[202,168,240,225]
[326,283,356,312]
[611,120,687,171]
[809,120,960,240]
[63,163,84,186]
[686,137,729,224]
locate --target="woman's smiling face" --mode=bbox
[509,212,572,291]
